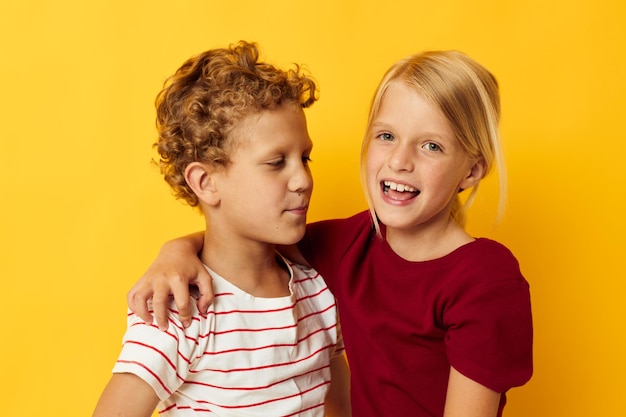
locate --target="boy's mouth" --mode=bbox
[382,180,420,200]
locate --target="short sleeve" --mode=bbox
[112,299,205,400]
[444,278,533,393]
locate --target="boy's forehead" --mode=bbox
[228,103,310,150]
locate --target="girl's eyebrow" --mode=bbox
[370,120,393,130]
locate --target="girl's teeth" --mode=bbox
[384,180,416,193]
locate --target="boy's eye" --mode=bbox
[302,155,312,165]
[267,158,285,167]
[423,142,441,152]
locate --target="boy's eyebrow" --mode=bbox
[256,142,313,158]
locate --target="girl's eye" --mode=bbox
[377,132,394,141]
[423,142,442,152]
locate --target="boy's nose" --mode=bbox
[290,165,313,193]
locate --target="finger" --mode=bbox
[127,284,154,325]
[194,269,215,315]
[170,279,193,328]
[151,282,172,331]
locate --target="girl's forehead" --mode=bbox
[378,82,431,114]
[375,82,450,128]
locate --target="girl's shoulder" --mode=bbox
[465,237,516,257]
[301,211,374,269]
[449,238,526,284]
[305,210,374,247]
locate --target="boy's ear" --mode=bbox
[459,158,487,190]
[184,162,220,206]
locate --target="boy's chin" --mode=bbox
[271,229,306,246]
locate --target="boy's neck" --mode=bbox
[199,229,291,298]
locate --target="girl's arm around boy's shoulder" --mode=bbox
[128,231,212,330]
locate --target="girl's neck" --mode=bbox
[384,218,474,262]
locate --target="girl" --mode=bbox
[128,50,533,417]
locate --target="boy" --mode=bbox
[92,41,350,417]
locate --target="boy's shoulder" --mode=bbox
[281,256,328,289]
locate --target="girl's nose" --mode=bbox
[387,143,414,172]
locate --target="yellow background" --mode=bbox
[1,0,624,416]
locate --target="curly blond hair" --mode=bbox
[154,41,318,206]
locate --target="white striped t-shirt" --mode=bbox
[113,256,343,416]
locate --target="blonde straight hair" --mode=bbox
[360,50,506,234]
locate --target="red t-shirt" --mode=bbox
[299,211,533,417]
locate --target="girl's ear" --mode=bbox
[459,158,487,190]
[184,162,220,206]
